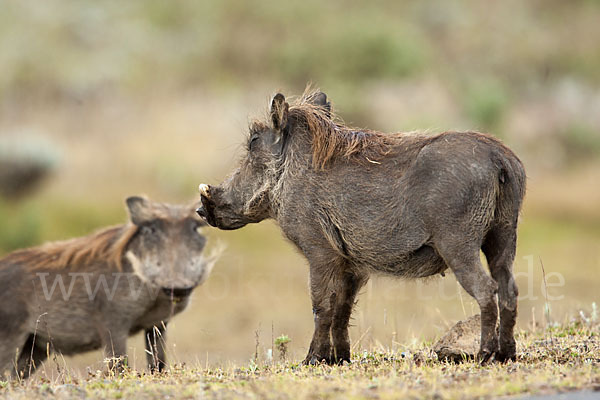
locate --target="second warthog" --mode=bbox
[197,89,526,364]
[0,196,216,378]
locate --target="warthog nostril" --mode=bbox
[161,287,194,298]
[196,206,206,218]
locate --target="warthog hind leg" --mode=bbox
[436,240,499,364]
[483,225,518,362]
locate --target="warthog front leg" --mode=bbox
[0,332,28,379]
[0,309,30,379]
[331,271,368,364]
[16,334,49,379]
[145,324,167,373]
[303,254,365,365]
[100,327,128,374]
[304,275,334,365]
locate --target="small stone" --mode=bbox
[433,314,481,362]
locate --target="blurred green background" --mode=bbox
[1,0,599,375]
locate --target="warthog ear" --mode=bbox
[270,93,289,132]
[308,91,331,117]
[126,196,153,225]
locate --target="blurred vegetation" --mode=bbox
[0,0,599,369]
[1,0,599,163]
[0,200,41,251]
[463,78,509,133]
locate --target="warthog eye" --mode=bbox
[141,225,157,235]
[249,133,260,150]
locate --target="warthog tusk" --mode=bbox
[198,184,211,199]
[126,251,149,283]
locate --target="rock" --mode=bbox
[433,314,481,362]
[0,159,52,198]
[0,134,59,199]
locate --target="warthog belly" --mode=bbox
[369,244,447,278]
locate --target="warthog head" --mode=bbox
[196,92,330,229]
[125,196,215,296]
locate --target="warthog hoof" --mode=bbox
[303,353,351,365]
[477,349,496,365]
[495,352,517,363]
[333,356,351,365]
[496,338,517,363]
[495,347,517,363]
[303,354,333,366]
[478,337,499,365]
[332,350,351,365]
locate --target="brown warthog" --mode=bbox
[0,196,216,378]
[197,89,526,364]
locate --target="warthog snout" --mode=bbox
[161,287,195,298]
[196,182,251,230]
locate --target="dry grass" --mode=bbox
[2,319,599,399]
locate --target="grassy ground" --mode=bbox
[2,319,599,399]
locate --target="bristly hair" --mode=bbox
[248,87,398,169]
[290,87,397,169]
[1,224,138,271]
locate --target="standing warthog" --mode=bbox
[197,89,526,364]
[0,196,216,378]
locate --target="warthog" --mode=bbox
[0,196,215,378]
[197,89,526,364]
